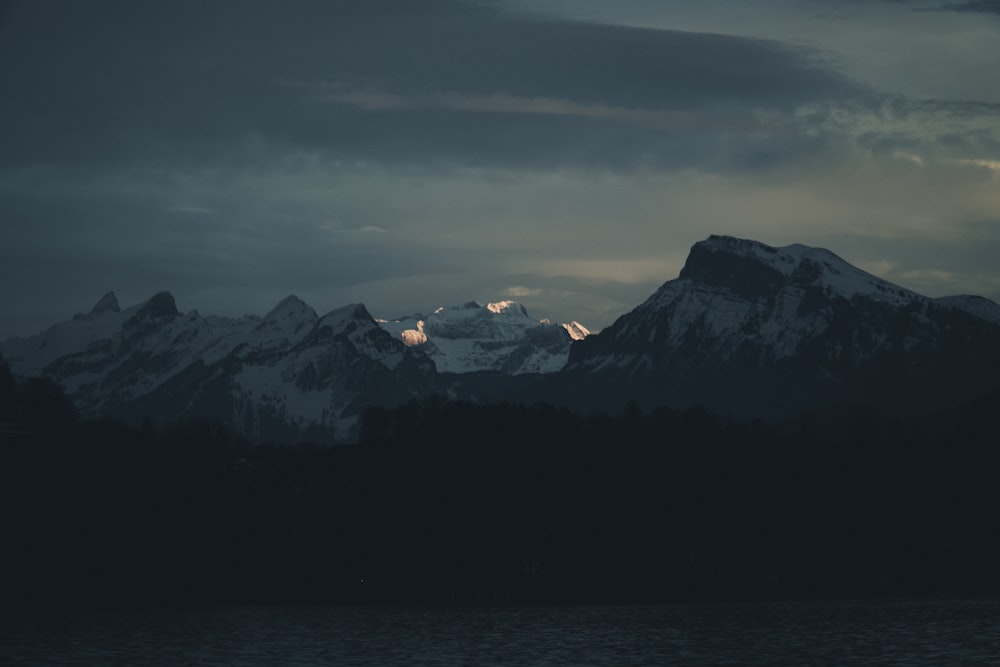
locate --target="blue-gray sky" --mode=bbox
[2,0,998,338]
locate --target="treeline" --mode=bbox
[2,354,999,606]
[358,398,1000,602]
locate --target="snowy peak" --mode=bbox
[678,235,919,306]
[89,291,120,316]
[562,321,591,341]
[0,292,432,441]
[486,300,529,317]
[422,301,539,340]
[599,235,934,362]
[315,302,408,369]
[378,300,588,374]
[566,234,1000,418]
[250,295,318,349]
[693,235,846,275]
[3,261,998,440]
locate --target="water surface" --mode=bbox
[3,598,999,665]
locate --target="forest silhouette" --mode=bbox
[2,354,999,607]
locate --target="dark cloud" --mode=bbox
[906,99,1000,118]
[0,0,873,172]
[0,170,482,333]
[2,0,997,339]
[856,130,922,155]
[857,124,1000,158]
[944,0,1000,13]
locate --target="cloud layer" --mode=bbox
[1,0,998,337]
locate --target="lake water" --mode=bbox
[2,598,999,665]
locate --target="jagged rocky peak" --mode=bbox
[119,292,180,340]
[562,321,591,341]
[678,235,788,298]
[676,235,918,305]
[486,300,529,317]
[687,235,843,275]
[89,291,121,316]
[264,294,317,322]
[318,303,374,335]
[135,291,179,319]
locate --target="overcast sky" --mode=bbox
[2,0,999,338]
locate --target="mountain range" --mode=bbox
[3,234,999,442]
[0,288,585,441]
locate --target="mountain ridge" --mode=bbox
[3,234,999,440]
[564,235,1000,418]
[0,291,586,440]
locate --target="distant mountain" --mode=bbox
[378,300,589,374]
[562,235,1000,418]
[0,293,588,441]
[0,292,435,441]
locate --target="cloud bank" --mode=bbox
[1,0,998,337]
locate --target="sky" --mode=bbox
[1,0,999,339]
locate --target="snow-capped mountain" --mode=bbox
[564,235,1000,417]
[0,292,434,441]
[0,292,589,441]
[378,300,589,374]
[4,234,999,439]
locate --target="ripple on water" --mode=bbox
[1,598,999,666]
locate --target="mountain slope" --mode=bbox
[0,293,434,441]
[563,235,1000,417]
